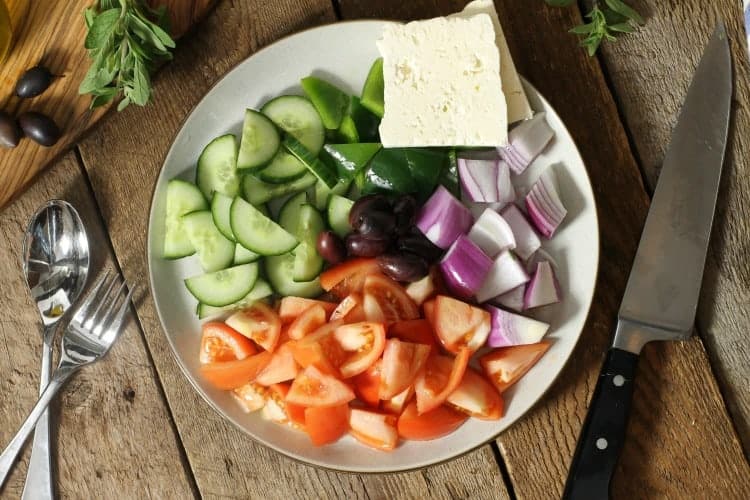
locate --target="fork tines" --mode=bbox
[73,269,134,339]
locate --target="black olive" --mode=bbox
[18,112,61,147]
[317,231,346,265]
[346,233,390,257]
[393,194,417,229]
[348,194,391,229]
[377,253,429,282]
[15,66,54,98]
[0,112,21,148]
[356,211,397,239]
[397,233,444,262]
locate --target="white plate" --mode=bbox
[147,20,599,473]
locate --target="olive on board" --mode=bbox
[346,233,390,257]
[348,194,391,229]
[377,253,429,282]
[15,66,54,98]
[317,230,346,265]
[18,112,61,147]
[0,112,21,148]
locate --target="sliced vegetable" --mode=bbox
[300,76,350,129]
[491,284,525,313]
[349,409,398,451]
[499,112,555,174]
[230,196,298,256]
[475,250,530,304]
[237,109,280,170]
[283,135,338,188]
[414,348,470,414]
[232,382,268,413]
[360,58,385,118]
[258,150,308,184]
[196,134,240,199]
[286,365,356,407]
[182,210,235,272]
[211,192,236,241]
[332,322,387,378]
[287,304,327,340]
[430,295,490,354]
[184,263,259,307]
[379,339,430,400]
[199,322,257,364]
[278,296,336,323]
[446,368,504,420]
[397,402,468,440]
[457,158,514,204]
[381,385,414,415]
[242,172,317,205]
[304,404,350,446]
[336,115,359,143]
[321,143,382,180]
[255,341,300,385]
[348,95,380,142]
[200,350,273,390]
[525,167,567,238]
[439,235,492,299]
[265,253,323,298]
[163,179,208,259]
[262,383,305,427]
[405,273,436,306]
[225,302,282,352]
[320,257,380,294]
[330,293,366,323]
[327,194,354,238]
[292,321,343,375]
[487,305,549,347]
[468,208,516,258]
[500,204,541,260]
[416,186,473,249]
[261,95,325,154]
[233,243,260,265]
[353,360,381,408]
[362,274,420,324]
[362,148,450,203]
[196,278,272,319]
[387,319,437,350]
[524,261,561,309]
[314,178,350,211]
[480,342,551,394]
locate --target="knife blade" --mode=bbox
[563,22,731,500]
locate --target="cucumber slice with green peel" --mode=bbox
[278,196,325,282]
[321,143,381,180]
[234,243,260,264]
[283,136,338,188]
[185,263,259,307]
[230,196,297,255]
[336,115,359,143]
[182,211,235,272]
[261,95,325,155]
[292,242,324,282]
[237,109,280,170]
[211,192,235,241]
[361,58,385,118]
[257,150,307,184]
[265,253,322,298]
[301,76,350,130]
[278,192,308,231]
[313,178,350,211]
[196,134,241,199]
[241,172,317,205]
[163,179,208,259]
[197,278,272,319]
[327,194,354,238]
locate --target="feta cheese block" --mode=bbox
[452,0,533,123]
[376,15,508,147]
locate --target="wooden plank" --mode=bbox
[0,152,195,498]
[76,0,512,497]
[594,0,750,455]
[337,0,750,498]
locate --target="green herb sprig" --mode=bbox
[545,0,644,56]
[79,0,176,111]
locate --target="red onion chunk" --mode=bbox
[492,284,525,312]
[486,305,550,347]
[458,158,515,204]
[416,185,473,249]
[439,235,493,299]
[468,208,516,258]
[500,204,541,260]
[526,248,558,274]
[525,167,567,238]
[498,112,555,174]
[468,201,507,220]
[524,261,561,309]
[476,250,530,303]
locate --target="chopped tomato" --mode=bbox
[287,304,327,340]
[349,409,399,451]
[200,351,273,390]
[430,295,491,354]
[446,367,504,420]
[255,341,300,386]
[320,258,380,296]
[330,293,366,323]
[414,348,470,414]
[266,383,306,427]
[405,273,435,306]
[381,385,414,414]
[353,361,381,408]
[387,319,437,349]
[422,299,436,326]
[305,405,350,446]
[231,382,268,413]
[199,322,257,364]
[333,322,386,378]
[278,296,336,323]
[292,321,344,375]
[362,274,419,324]
[378,339,430,400]
[480,342,551,394]
[286,365,356,408]
[397,401,468,440]
[226,302,282,352]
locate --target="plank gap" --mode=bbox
[491,441,518,500]
[331,0,343,19]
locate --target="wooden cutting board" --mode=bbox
[0,0,215,209]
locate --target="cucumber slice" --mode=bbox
[211,192,235,241]
[185,263,259,307]
[197,278,272,319]
[278,192,308,231]
[234,244,260,265]
[257,150,307,184]
[242,172,317,205]
[283,136,338,189]
[300,76,350,130]
[265,254,322,298]
[237,109,280,170]
[361,58,384,118]
[163,179,208,259]
[327,194,354,238]
[230,197,297,255]
[313,178,351,211]
[279,195,325,281]
[182,211,235,272]
[196,134,240,199]
[261,95,325,155]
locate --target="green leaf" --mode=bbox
[99,0,120,10]
[129,14,167,52]
[130,59,151,105]
[84,7,95,29]
[90,87,118,108]
[117,96,132,111]
[604,0,644,24]
[147,20,176,48]
[570,22,596,34]
[544,0,575,6]
[609,22,635,33]
[84,8,120,50]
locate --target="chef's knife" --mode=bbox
[563,22,732,500]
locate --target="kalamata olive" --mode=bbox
[377,253,429,282]
[18,112,61,147]
[346,233,390,257]
[15,66,54,98]
[348,194,391,229]
[317,230,346,265]
[0,112,21,148]
[393,194,417,229]
[356,211,396,239]
[397,233,444,262]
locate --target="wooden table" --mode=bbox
[1,1,749,498]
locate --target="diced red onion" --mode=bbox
[468,208,515,258]
[492,284,525,312]
[458,158,515,204]
[468,201,507,220]
[498,112,555,174]
[525,249,558,274]
[525,167,567,238]
[500,204,541,260]
[439,235,493,299]
[524,261,561,309]
[486,305,550,348]
[476,250,530,303]
[416,186,474,249]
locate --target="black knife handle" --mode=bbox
[562,348,639,500]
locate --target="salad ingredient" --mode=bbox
[230,197,298,256]
[182,211,235,272]
[330,293,366,323]
[0,112,20,148]
[287,365,356,407]
[255,342,299,385]
[304,405,350,446]
[327,195,354,238]
[382,385,414,414]
[346,233,390,258]
[499,112,554,174]
[197,279,272,319]
[405,276,436,307]
[480,341,550,393]
[184,263,259,307]
[281,201,325,282]
[414,348,470,414]
[348,194,391,229]
[163,179,208,258]
[320,258,380,294]
[15,65,54,98]
[242,172,317,205]
[416,186,473,249]
[210,193,237,242]
[353,361,381,407]
[265,254,322,298]
[322,143,382,180]
[199,322,257,364]
[260,95,325,154]
[430,295,490,353]
[377,254,429,283]
[278,296,336,323]
[317,230,347,265]
[393,194,417,230]
[397,402,468,440]
[439,235,492,299]
[446,367,503,420]
[487,305,549,347]
[388,319,437,350]
[476,250,530,303]
[360,147,450,203]
[287,304,327,340]
[396,233,443,262]
[196,134,240,199]
[458,158,514,204]
[18,112,61,147]
[283,135,339,188]
[301,76,350,129]
[349,409,399,451]
[237,109,280,170]
[492,285,525,313]
[257,150,307,184]
[354,211,396,239]
[333,322,387,377]
[232,383,267,413]
[525,167,567,238]
[233,244,260,265]
[379,339,431,399]
[225,302,282,352]
[314,178,351,211]
[500,205,541,259]
[360,58,385,117]
[524,261,561,309]
[362,274,420,324]
[200,350,273,390]
[468,208,516,258]
[348,96,381,142]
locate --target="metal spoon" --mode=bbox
[20,200,89,500]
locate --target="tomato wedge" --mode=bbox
[381,385,414,415]
[387,319,437,349]
[304,405,350,446]
[292,320,343,375]
[422,299,436,326]
[378,339,430,400]
[200,350,273,390]
[333,322,386,378]
[287,304,327,340]
[199,322,257,364]
[278,296,336,323]
[286,365,356,408]
[362,274,419,324]
[397,401,468,440]
[446,367,504,420]
[353,360,381,408]
[330,293,366,323]
[231,382,268,413]
[480,342,551,394]
[320,258,380,295]
[349,409,399,451]
[430,295,490,353]
[259,383,304,427]
[255,341,300,386]
[226,302,282,352]
[414,348,470,414]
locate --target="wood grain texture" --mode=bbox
[0,0,214,211]
[0,152,194,499]
[594,0,750,456]
[337,0,750,498]
[77,0,511,497]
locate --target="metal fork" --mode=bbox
[0,270,133,488]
